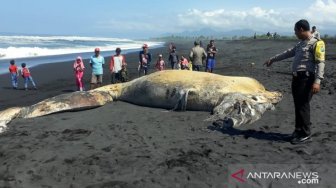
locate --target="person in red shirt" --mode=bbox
[8,60,19,89]
[21,63,37,90]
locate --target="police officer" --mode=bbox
[264,19,326,144]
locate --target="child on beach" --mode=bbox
[21,63,37,90]
[120,64,128,82]
[155,54,165,71]
[174,59,181,70]
[9,60,19,89]
[74,56,85,91]
[138,44,152,77]
[180,56,189,70]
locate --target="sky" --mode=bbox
[0,0,336,38]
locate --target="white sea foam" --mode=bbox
[0,35,133,42]
[0,35,163,59]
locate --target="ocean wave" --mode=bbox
[0,41,163,59]
[0,35,133,43]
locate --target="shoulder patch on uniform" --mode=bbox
[314,40,325,61]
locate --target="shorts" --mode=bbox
[91,74,103,84]
[207,59,216,69]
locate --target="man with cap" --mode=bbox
[189,41,207,71]
[138,44,152,77]
[264,19,326,144]
[90,48,105,89]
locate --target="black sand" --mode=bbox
[0,39,335,188]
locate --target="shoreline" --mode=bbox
[0,42,165,75]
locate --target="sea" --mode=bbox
[0,35,164,74]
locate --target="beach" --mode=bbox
[0,39,336,187]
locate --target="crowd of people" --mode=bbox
[7,39,218,91]
[74,40,217,91]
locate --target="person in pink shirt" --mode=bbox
[180,56,190,70]
[155,54,165,71]
[73,56,85,91]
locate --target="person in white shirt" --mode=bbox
[110,48,126,84]
[311,26,321,40]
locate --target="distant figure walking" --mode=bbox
[311,26,321,40]
[90,48,105,90]
[110,47,126,84]
[206,40,217,73]
[168,46,179,69]
[21,63,37,90]
[138,44,152,77]
[189,41,207,71]
[155,54,165,71]
[9,59,19,89]
[273,32,278,39]
[267,32,271,39]
[74,56,85,91]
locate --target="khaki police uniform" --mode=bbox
[270,36,326,137]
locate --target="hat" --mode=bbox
[94,48,100,52]
[159,54,162,58]
[142,44,148,49]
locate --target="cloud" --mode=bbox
[305,0,336,29]
[95,0,336,37]
[177,7,295,32]
[177,0,336,33]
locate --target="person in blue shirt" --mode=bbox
[90,48,105,89]
[138,44,152,77]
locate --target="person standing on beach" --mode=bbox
[206,40,217,73]
[21,63,37,90]
[311,26,321,40]
[155,54,165,71]
[110,47,126,84]
[9,59,19,89]
[264,19,326,144]
[168,46,179,69]
[90,48,105,89]
[74,56,85,91]
[189,41,207,71]
[138,44,152,77]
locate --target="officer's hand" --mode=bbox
[263,59,273,67]
[312,83,321,94]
